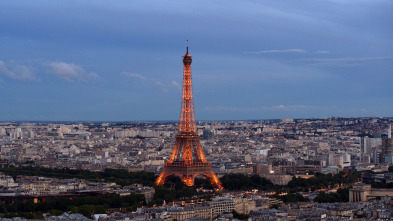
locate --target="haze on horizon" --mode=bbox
[0,0,392,121]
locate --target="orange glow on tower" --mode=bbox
[155,42,223,189]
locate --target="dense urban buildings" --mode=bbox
[1,117,391,175]
[1,117,393,220]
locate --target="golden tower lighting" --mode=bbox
[155,42,223,189]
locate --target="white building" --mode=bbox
[328,154,344,168]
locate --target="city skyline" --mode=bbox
[0,0,392,121]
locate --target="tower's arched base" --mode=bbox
[155,162,223,190]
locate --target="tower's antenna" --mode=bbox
[186,40,189,54]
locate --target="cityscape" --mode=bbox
[1,0,393,221]
[0,117,393,220]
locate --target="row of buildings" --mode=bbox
[91,195,393,221]
[0,173,155,203]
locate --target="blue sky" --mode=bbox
[0,0,392,121]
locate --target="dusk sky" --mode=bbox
[0,0,392,121]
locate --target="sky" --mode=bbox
[0,0,392,121]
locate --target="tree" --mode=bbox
[220,174,273,191]
[313,189,349,203]
[232,210,249,219]
[277,193,309,203]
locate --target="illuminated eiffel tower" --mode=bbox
[155,42,223,189]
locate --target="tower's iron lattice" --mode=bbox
[155,43,223,189]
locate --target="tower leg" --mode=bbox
[155,171,168,186]
[206,171,224,189]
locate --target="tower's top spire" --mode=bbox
[186,40,189,54]
[183,40,192,64]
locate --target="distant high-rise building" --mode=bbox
[372,148,382,163]
[361,137,382,162]
[385,154,393,164]
[382,137,393,163]
[202,129,214,140]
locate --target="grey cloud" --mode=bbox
[268,105,318,111]
[122,72,179,92]
[315,50,330,54]
[203,105,318,112]
[171,81,181,89]
[47,61,99,81]
[246,49,305,54]
[203,106,247,112]
[122,72,147,80]
[0,60,37,81]
[303,56,393,66]
[152,79,168,93]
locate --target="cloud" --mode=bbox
[0,60,37,81]
[203,105,317,112]
[122,72,180,92]
[151,79,168,92]
[315,50,330,54]
[171,81,181,89]
[268,105,317,111]
[47,61,99,81]
[203,106,246,112]
[87,72,100,80]
[122,72,147,80]
[302,56,393,66]
[246,49,305,54]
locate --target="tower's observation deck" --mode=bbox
[155,43,223,189]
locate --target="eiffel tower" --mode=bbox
[155,42,223,189]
